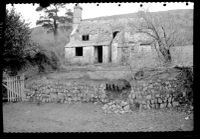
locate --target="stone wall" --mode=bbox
[25,78,107,104]
[120,46,132,65]
[101,67,193,113]
[24,67,192,114]
[128,78,180,110]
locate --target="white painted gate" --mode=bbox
[2,73,25,102]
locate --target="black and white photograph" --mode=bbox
[2,2,194,132]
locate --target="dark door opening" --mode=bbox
[94,46,103,63]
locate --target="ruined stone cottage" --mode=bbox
[65,5,153,65]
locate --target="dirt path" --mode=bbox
[3,102,193,132]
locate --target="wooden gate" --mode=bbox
[2,73,25,102]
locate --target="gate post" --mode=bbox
[20,74,25,101]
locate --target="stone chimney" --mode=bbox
[73,4,82,29]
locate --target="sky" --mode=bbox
[6,2,194,28]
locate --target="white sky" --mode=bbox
[6,2,194,28]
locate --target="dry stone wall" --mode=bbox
[25,78,107,104]
[25,68,192,114]
[128,79,180,111]
[101,75,183,114]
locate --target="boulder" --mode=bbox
[42,98,45,103]
[163,98,167,103]
[146,95,151,100]
[172,101,179,107]
[168,97,172,103]
[62,99,66,103]
[132,93,136,99]
[167,103,172,108]
[150,99,155,104]
[143,104,147,109]
[158,98,163,103]
[146,100,150,104]
[154,98,158,104]
[160,103,166,108]
[155,94,160,98]
[137,94,142,99]
[151,104,155,109]
[102,104,109,110]
[124,105,130,111]
[128,99,134,104]
[146,104,151,109]
[121,101,128,107]
[155,104,160,109]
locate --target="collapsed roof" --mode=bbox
[65,15,153,47]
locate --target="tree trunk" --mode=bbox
[53,19,58,45]
[158,42,172,65]
[52,23,61,69]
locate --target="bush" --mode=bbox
[28,49,60,73]
[175,66,193,106]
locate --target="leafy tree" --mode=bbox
[135,10,180,65]
[4,8,59,75]
[3,8,37,75]
[35,3,73,42]
[35,3,73,67]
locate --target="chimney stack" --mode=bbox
[73,4,82,28]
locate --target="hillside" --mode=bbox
[31,26,71,51]
[84,9,193,22]
[31,26,72,62]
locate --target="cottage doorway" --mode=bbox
[94,46,103,63]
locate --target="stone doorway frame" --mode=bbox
[94,45,103,63]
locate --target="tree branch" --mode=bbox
[136,30,157,40]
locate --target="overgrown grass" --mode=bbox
[171,45,193,66]
[129,45,193,70]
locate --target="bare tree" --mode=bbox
[135,10,180,66]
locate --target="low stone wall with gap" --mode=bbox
[25,67,192,114]
[102,67,193,114]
